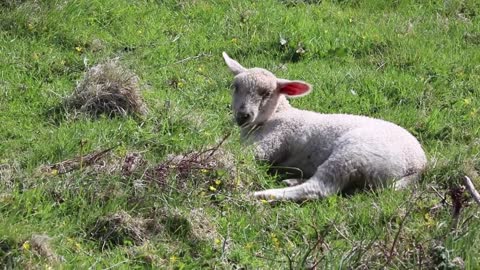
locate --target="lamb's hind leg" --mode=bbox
[253,179,327,201]
[393,173,421,190]
[254,151,356,201]
[254,164,348,201]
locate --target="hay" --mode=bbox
[65,59,147,117]
[29,234,59,263]
[145,135,235,187]
[88,211,152,249]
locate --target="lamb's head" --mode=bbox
[222,52,312,127]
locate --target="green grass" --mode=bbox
[1,0,480,268]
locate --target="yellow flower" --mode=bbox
[260,199,268,204]
[424,213,435,228]
[75,46,83,53]
[209,186,217,192]
[177,82,184,88]
[214,238,221,245]
[270,233,280,248]
[51,169,59,176]
[22,241,31,250]
[170,255,177,263]
[200,169,208,174]
[27,23,33,31]
[214,179,222,185]
[464,98,471,105]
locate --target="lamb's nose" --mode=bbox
[235,112,251,126]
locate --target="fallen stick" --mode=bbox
[464,176,480,206]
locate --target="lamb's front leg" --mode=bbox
[253,178,338,202]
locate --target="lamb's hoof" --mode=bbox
[282,179,302,187]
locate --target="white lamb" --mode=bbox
[222,52,427,202]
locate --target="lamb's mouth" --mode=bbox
[235,112,254,126]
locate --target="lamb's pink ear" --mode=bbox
[222,52,247,75]
[277,79,312,97]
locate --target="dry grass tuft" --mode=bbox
[145,135,235,187]
[0,163,19,191]
[88,211,159,249]
[64,59,147,117]
[187,208,220,242]
[28,234,59,263]
[39,147,114,175]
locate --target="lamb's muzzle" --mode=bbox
[222,52,427,202]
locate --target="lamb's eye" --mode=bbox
[232,83,240,94]
[259,89,271,98]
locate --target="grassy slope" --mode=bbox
[1,0,479,268]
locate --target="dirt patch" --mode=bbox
[64,58,147,117]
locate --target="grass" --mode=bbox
[1,0,479,268]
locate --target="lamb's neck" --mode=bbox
[274,95,292,113]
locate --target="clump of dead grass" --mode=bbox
[64,59,147,117]
[88,211,161,249]
[28,234,59,263]
[88,208,220,249]
[145,134,235,188]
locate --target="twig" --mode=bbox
[386,188,419,265]
[205,133,231,159]
[430,185,451,206]
[253,254,288,264]
[300,223,326,269]
[450,185,465,231]
[174,52,211,64]
[48,147,115,174]
[464,176,480,206]
[332,223,352,244]
[221,228,229,260]
[102,260,129,270]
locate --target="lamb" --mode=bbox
[222,52,427,202]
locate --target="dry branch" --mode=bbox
[464,175,480,206]
[43,147,114,174]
